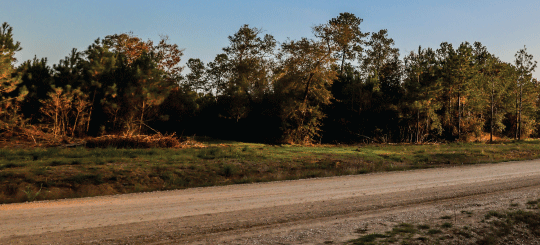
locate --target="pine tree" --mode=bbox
[437,42,477,140]
[18,56,54,123]
[274,37,337,143]
[185,58,208,93]
[360,29,403,142]
[514,46,538,139]
[0,22,27,130]
[474,48,514,142]
[221,25,276,122]
[316,12,368,76]
[403,46,442,142]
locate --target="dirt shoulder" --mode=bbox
[1,160,540,244]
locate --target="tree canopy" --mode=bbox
[0,14,538,144]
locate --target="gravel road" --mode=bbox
[1,159,540,244]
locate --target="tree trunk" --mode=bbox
[490,80,494,143]
[457,91,461,140]
[86,89,97,134]
[139,101,145,134]
[54,96,59,137]
[515,89,519,140]
[416,74,420,143]
[518,84,523,140]
[416,109,420,143]
[340,53,345,76]
[302,72,315,106]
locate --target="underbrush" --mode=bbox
[85,134,194,148]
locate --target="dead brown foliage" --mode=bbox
[0,125,76,148]
[85,133,204,148]
[0,126,204,149]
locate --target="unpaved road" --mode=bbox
[1,160,540,244]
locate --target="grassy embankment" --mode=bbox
[1,139,540,204]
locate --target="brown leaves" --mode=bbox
[85,133,203,148]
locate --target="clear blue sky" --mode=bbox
[3,0,539,78]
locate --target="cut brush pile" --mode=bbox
[85,133,205,148]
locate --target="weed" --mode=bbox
[526,200,539,205]
[427,229,442,235]
[22,184,42,202]
[221,164,237,177]
[0,172,13,181]
[49,160,69,166]
[355,226,369,234]
[351,233,387,244]
[197,147,223,159]
[391,223,416,234]
[66,174,104,185]
[508,210,540,235]
[0,162,26,170]
[234,176,253,184]
[159,171,181,187]
[416,236,428,242]
[70,160,82,165]
[31,166,47,176]
[485,210,506,219]
[441,222,453,228]
[93,158,106,165]
[440,215,452,219]
[455,230,472,238]
[417,224,430,230]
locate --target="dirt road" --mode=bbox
[2,159,540,244]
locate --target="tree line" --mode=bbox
[0,13,538,144]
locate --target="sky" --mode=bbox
[3,0,540,78]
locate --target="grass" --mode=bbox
[417,224,430,230]
[349,199,540,244]
[350,233,387,245]
[2,139,540,203]
[441,222,453,228]
[485,210,506,219]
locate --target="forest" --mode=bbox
[1,12,538,145]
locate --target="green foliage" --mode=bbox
[0,16,539,144]
[318,12,368,75]
[513,46,538,139]
[402,46,443,142]
[220,25,276,121]
[0,22,27,129]
[275,36,337,143]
